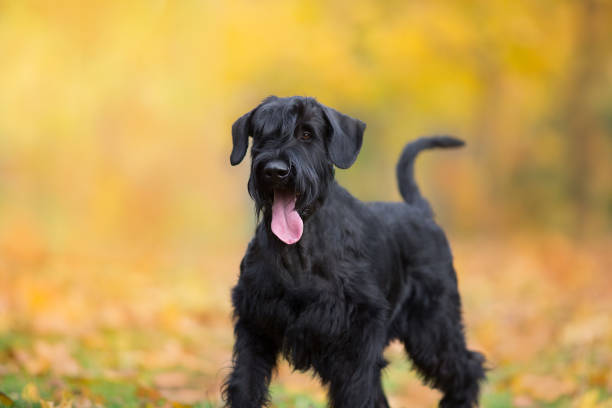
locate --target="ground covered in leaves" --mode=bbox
[1,236,611,408]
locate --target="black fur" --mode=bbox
[223,96,486,408]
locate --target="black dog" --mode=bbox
[223,96,486,408]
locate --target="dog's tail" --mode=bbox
[396,136,465,216]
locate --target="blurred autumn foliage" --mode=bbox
[0,0,611,407]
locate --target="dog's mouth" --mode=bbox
[271,189,303,245]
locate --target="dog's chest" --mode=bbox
[280,286,353,370]
[240,267,351,333]
[236,236,379,368]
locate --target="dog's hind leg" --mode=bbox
[396,264,486,407]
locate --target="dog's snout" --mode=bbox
[263,160,290,181]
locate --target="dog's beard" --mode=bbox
[248,158,333,245]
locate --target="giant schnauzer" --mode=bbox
[223,96,486,408]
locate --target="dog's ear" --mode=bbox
[322,105,366,169]
[231,96,280,165]
[230,109,254,166]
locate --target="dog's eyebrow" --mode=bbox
[252,109,282,136]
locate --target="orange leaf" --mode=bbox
[0,392,14,407]
[512,374,577,402]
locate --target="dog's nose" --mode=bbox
[263,160,290,181]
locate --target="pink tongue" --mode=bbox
[271,190,303,244]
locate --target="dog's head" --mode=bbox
[230,96,366,244]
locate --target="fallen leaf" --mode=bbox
[562,315,611,346]
[137,385,162,401]
[171,402,194,408]
[58,393,75,408]
[0,364,15,376]
[21,382,40,403]
[513,395,534,407]
[160,388,205,404]
[588,369,609,388]
[34,341,81,376]
[154,372,190,389]
[72,396,94,408]
[12,348,47,375]
[0,392,14,407]
[52,389,74,407]
[575,390,601,408]
[512,374,577,402]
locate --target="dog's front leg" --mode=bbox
[327,356,383,408]
[223,320,278,408]
[326,327,387,408]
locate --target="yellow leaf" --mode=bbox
[59,398,74,408]
[171,403,193,408]
[21,383,40,403]
[58,389,74,408]
[40,401,55,408]
[575,390,601,408]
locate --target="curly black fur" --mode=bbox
[223,96,486,408]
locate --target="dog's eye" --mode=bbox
[300,130,312,141]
